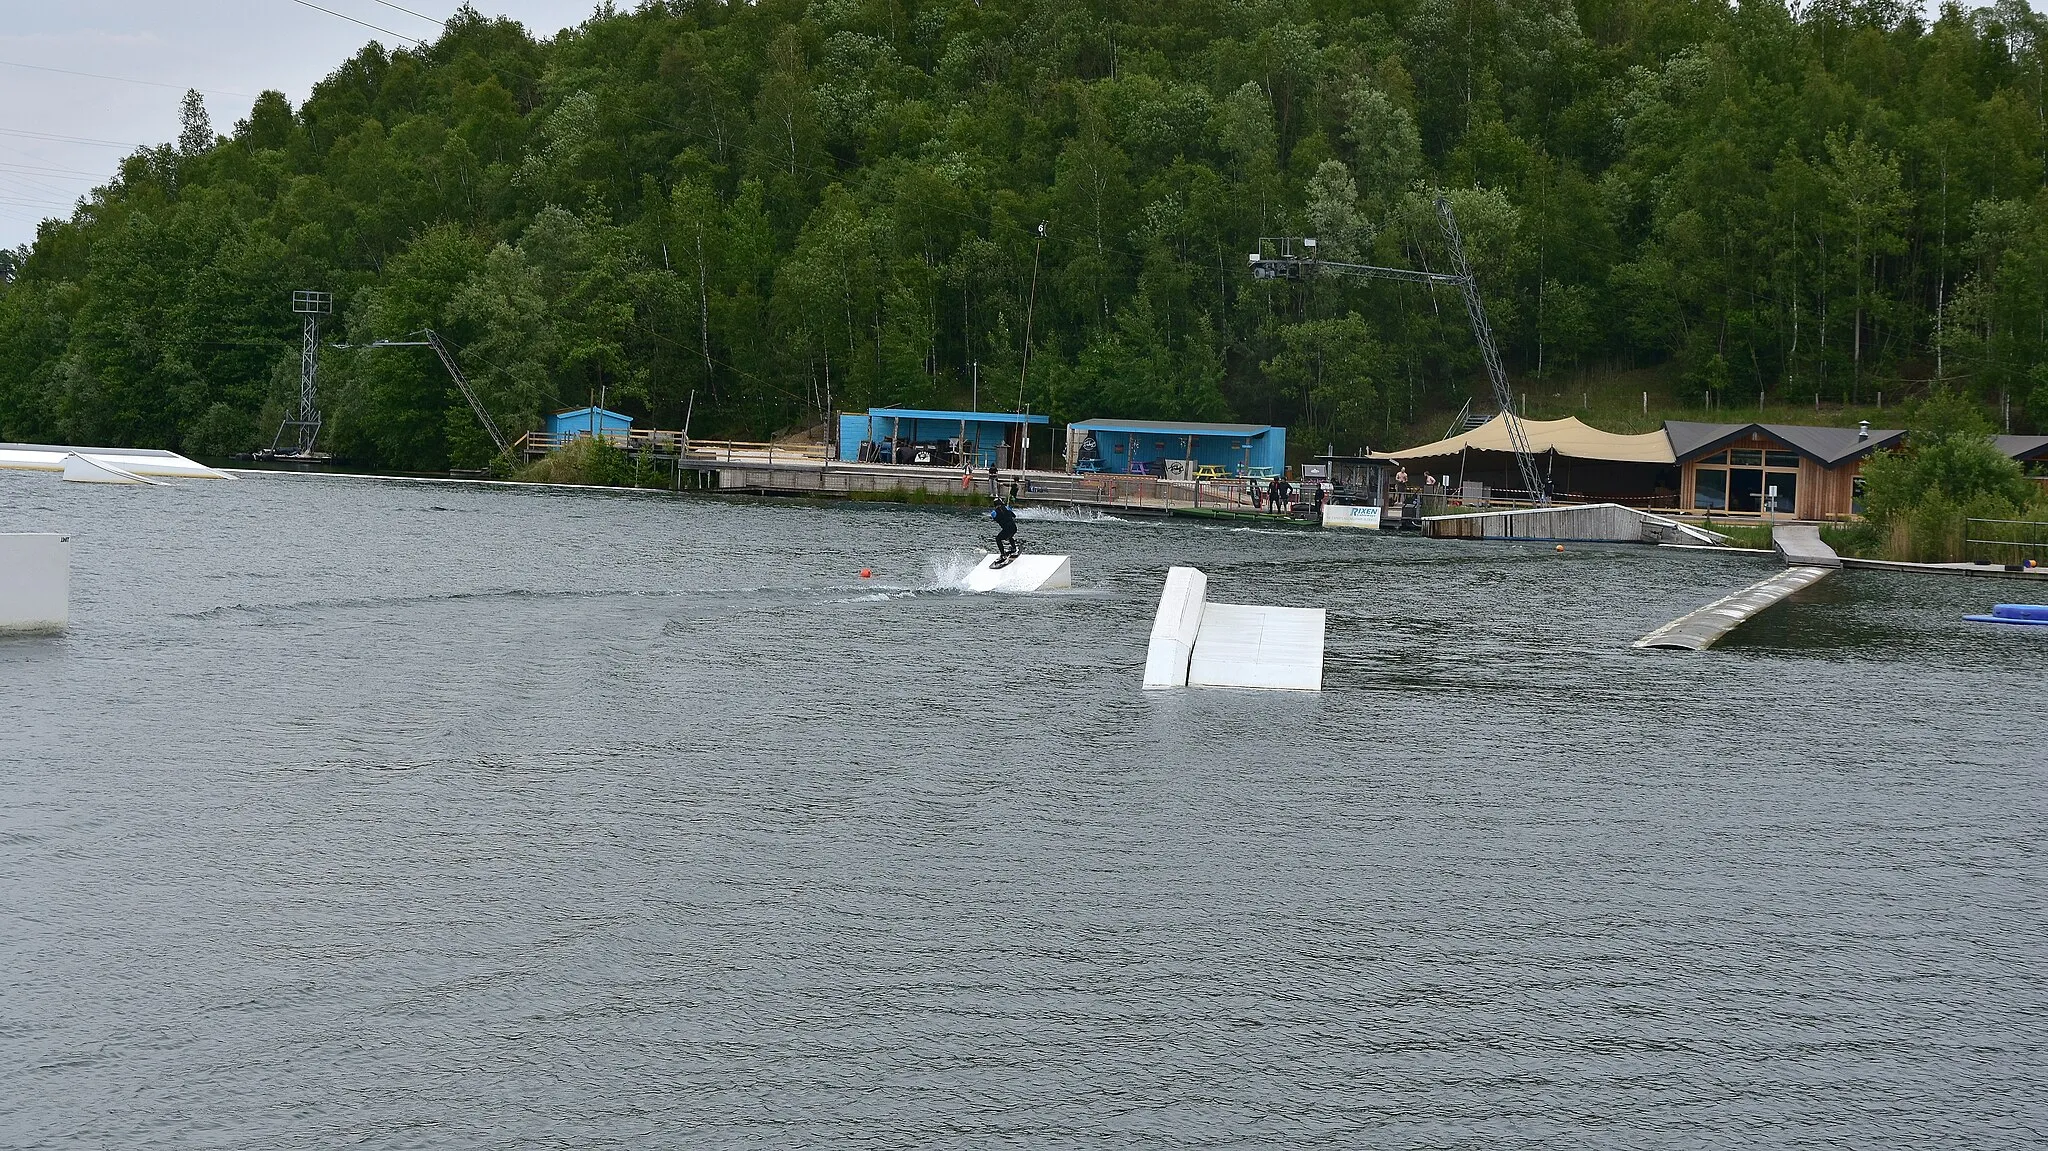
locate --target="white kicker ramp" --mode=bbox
[1143,566,1209,687]
[0,533,70,634]
[1144,565,1325,691]
[964,553,1073,593]
[62,453,163,485]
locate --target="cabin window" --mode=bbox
[1694,467,1728,510]
[1730,449,1764,466]
[1852,474,1868,516]
[1765,450,1800,469]
[1698,451,1728,464]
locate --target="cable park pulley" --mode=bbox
[335,329,511,459]
[1250,193,1549,506]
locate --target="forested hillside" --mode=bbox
[1,0,2046,469]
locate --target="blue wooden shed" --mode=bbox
[545,406,633,443]
[838,407,1050,469]
[1066,418,1287,477]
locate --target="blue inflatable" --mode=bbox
[1964,604,2048,626]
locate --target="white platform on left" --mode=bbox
[0,534,70,634]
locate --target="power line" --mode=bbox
[0,58,258,100]
[287,0,426,47]
[368,0,450,27]
[0,126,144,149]
[0,160,111,179]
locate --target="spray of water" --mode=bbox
[924,550,987,591]
[1013,505,1117,523]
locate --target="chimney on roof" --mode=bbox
[1858,420,1870,440]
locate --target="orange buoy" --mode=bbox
[860,569,872,579]
[1555,544,1565,553]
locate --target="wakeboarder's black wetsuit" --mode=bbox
[991,503,1018,559]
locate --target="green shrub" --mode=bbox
[1862,388,2040,562]
[514,436,639,487]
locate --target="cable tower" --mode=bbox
[269,290,331,458]
[341,330,510,459]
[1251,194,1548,505]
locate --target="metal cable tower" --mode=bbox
[269,290,331,457]
[341,329,510,457]
[1250,194,1549,505]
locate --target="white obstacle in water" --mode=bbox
[0,442,233,481]
[964,553,1073,593]
[0,533,70,634]
[62,453,163,485]
[1144,564,1326,691]
[1143,566,1209,687]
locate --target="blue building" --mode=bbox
[1066,418,1287,477]
[838,408,1051,469]
[545,406,633,443]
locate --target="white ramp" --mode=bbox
[0,533,70,634]
[0,442,232,480]
[1143,565,1208,687]
[62,453,163,485]
[1189,603,1326,691]
[964,553,1072,593]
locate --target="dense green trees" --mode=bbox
[2,0,2047,471]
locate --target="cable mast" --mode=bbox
[1251,193,1548,505]
[266,290,331,459]
[343,330,511,459]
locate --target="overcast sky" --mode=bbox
[1,1,2043,251]
[0,0,601,250]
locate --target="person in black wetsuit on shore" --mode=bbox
[989,498,1019,565]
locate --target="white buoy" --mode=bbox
[0,533,70,634]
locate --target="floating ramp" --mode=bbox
[1424,502,1724,545]
[1636,524,1841,650]
[0,442,233,481]
[1965,604,2048,626]
[1772,523,1841,568]
[1633,566,1834,650]
[62,453,163,485]
[964,553,1072,593]
[0,533,70,634]
[1144,565,1325,691]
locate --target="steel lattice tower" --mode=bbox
[271,290,331,456]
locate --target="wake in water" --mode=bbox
[1013,505,1120,523]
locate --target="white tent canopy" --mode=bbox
[1373,414,1676,465]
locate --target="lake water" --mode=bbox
[4,470,2043,1148]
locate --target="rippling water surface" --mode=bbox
[4,470,2044,1148]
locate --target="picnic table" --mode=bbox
[1239,465,1277,480]
[1192,464,1227,480]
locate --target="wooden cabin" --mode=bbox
[1666,422,1906,520]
